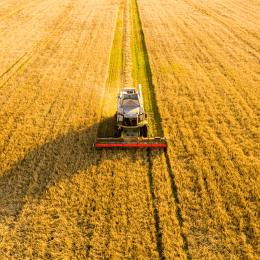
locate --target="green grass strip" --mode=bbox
[97,1,125,138]
[130,0,163,138]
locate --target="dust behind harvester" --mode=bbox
[94,84,168,150]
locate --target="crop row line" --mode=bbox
[0,0,43,22]
[0,2,81,90]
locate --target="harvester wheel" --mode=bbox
[142,126,148,137]
[114,126,122,138]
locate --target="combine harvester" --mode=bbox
[94,84,168,151]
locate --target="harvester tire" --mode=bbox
[142,126,148,137]
[114,126,122,138]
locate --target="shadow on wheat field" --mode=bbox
[0,116,142,222]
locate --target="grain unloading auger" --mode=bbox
[94,84,169,151]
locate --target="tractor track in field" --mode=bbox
[0,0,43,22]
[0,2,82,90]
[97,0,190,258]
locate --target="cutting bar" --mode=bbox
[94,137,169,151]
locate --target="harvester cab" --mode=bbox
[94,84,168,150]
[116,85,148,138]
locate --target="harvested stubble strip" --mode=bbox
[100,0,124,121]
[137,0,260,259]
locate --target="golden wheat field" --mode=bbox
[0,0,259,259]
